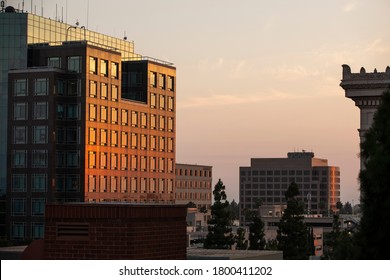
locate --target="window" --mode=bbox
[168,96,174,111]
[88,151,97,168]
[14,79,27,96]
[159,137,165,151]
[111,153,118,170]
[68,80,81,96]
[100,59,108,76]
[121,177,127,193]
[159,115,165,131]
[68,56,81,73]
[168,76,174,91]
[65,175,80,192]
[141,113,147,128]
[48,57,61,68]
[168,138,174,152]
[32,150,48,168]
[56,151,65,168]
[100,129,108,146]
[101,83,108,99]
[12,174,26,192]
[159,95,165,110]
[56,80,65,95]
[131,155,137,171]
[33,102,48,120]
[141,134,147,150]
[121,110,128,125]
[150,71,157,87]
[89,127,97,144]
[150,178,156,192]
[14,103,28,120]
[88,175,96,192]
[89,80,97,97]
[121,154,128,170]
[33,126,48,144]
[67,104,80,120]
[111,130,118,147]
[57,104,64,120]
[12,150,27,168]
[150,135,157,151]
[32,223,44,239]
[141,178,147,193]
[158,74,165,89]
[130,177,137,193]
[150,114,157,129]
[32,198,45,216]
[131,111,138,127]
[89,57,97,74]
[111,85,118,101]
[140,156,147,171]
[121,132,128,147]
[67,127,79,144]
[111,108,118,124]
[150,93,157,108]
[150,157,156,172]
[159,158,165,172]
[67,151,80,167]
[111,62,119,79]
[12,198,26,216]
[168,117,174,132]
[12,223,25,239]
[34,78,48,95]
[100,106,107,122]
[89,104,97,121]
[131,133,137,149]
[168,158,174,173]
[101,152,107,169]
[100,176,108,192]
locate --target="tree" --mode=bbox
[248,214,266,250]
[234,228,248,250]
[229,199,239,220]
[186,201,197,208]
[277,181,310,259]
[204,179,234,249]
[343,201,353,214]
[355,89,390,259]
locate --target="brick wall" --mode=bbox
[44,203,187,259]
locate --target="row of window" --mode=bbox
[88,128,174,152]
[89,56,119,78]
[176,168,212,178]
[11,150,52,169]
[13,126,48,145]
[88,175,174,194]
[13,102,48,120]
[11,198,46,216]
[88,105,174,130]
[241,176,334,183]
[88,152,174,173]
[241,183,340,190]
[240,169,339,176]
[150,93,175,111]
[175,192,212,200]
[11,222,44,240]
[10,174,47,192]
[176,180,212,189]
[150,71,174,91]
[14,78,82,97]
[88,81,119,100]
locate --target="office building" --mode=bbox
[239,151,340,225]
[175,163,212,210]
[3,7,176,240]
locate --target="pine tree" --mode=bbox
[234,227,248,250]
[355,89,390,259]
[204,179,234,249]
[277,181,310,259]
[248,215,266,250]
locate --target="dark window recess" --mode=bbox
[56,223,89,239]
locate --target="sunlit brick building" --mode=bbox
[3,7,176,240]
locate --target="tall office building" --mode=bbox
[2,7,176,240]
[239,152,340,225]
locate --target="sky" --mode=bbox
[10,0,390,204]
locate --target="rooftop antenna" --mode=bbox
[22,0,25,12]
[76,19,79,26]
[40,0,43,16]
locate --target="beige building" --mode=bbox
[175,163,212,210]
[239,151,340,225]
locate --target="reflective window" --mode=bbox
[32,223,44,239]
[100,106,107,122]
[89,104,97,121]
[67,151,80,167]
[34,78,48,95]
[33,102,48,120]
[33,126,47,144]
[101,83,108,99]
[168,96,174,111]
[14,79,27,96]
[111,108,118,124]
[111,153,118,170]
[131,133,137,149]
[111,130,118,147]
[121,132,128,147]
[12,174,26,192]
[68,56,81,73]
[111,62,119,79]
[11,223,25,239]
[48,57,61,68]
[32,174,47,192]
[88,152,97,168]
[32,198,45,216]
[131,111,138,127]
[67,104,80,120]
[14,103,28,120]
[89,57,97,74]
[100,129,107,146]
[89,127,97,144]
[150,71,157,87]
[158,73,165,89]
[131,155,137,171]
[150,93,157,108]
[12,199,26,216]
[89,80,97,97]
[100,59,108,76]
[168,76,174,91]
[100,153,107,169]
[121,110,128,125]
[12,150,27,168]
[32,150,48,168]
[111,85,118,101]
[68,80,80,96]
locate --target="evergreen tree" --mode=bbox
[248,214,266,250]
[277,181,310,259]
[235,227,248,250]
[355,89,390,259]
[204,179,234,249]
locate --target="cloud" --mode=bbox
[344,1,358,12]
[264,64,320,80]
[230,60,247,79]
[197,58,224,71]
[179,90,307,109]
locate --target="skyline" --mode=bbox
[8,0,390,203]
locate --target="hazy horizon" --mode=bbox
[11,0,390,204]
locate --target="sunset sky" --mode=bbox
[16,0,390,203]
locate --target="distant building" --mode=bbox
[3,8,176,240]
[175,163,212,210]
[239,151,340,225]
